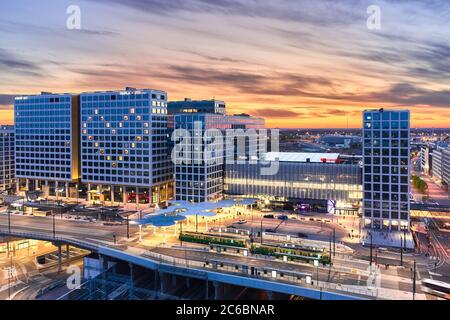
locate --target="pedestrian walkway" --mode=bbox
[361,230,415,249]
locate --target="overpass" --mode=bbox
[0,214,417,300]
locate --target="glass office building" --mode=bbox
[14,93,80,197]
[0,125,15,191]
[80,88,173,205]
[225,153,362,211]
[362,109,410,231]
[173,113,265,202]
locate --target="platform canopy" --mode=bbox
[131,213,186,227]
[143,198,258,220]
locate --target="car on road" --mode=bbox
[265,229,276,233]
[277,215,288,220]
[237,219,247,224]
[263,214,274,219]
[227,225,237,229]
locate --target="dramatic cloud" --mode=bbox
[0,0,449,127]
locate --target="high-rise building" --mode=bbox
[0,125,15,192]
[431,147,444,184]
[14,93,80,198]
[173,112,265,202]
[80,88,173,205]
[362,109,410,231]
[442,148,450,187]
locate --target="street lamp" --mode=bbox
[7,209,11,233]
[368,231,373,265]
[126,215,130,239]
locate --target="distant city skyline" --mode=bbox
[1,0,450,128]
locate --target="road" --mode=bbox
[0,250,83,300]
[0,213,136,243]
[0,211,425,300]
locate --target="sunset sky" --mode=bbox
[0,0,449,128]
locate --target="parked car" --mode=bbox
[277,215,288,220]
[263,214,275,219]
[237,219,247,224]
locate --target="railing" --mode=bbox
[142,250,377,299]
[0,229,101,251]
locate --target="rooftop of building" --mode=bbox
[168,98,225,104]
[14,87,167,100]
[363,108,410,113]
[80,87,167,95]
[263,152,341,163]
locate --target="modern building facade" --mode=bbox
[14,93,80,198]
[442,148,450,187]
[362,109,410,231]
[168,98,226,115]
[0,125,15,192]
[173,112,265,202]
[80,88,173,205]
[420,144,432,175]
[225,152,362,213]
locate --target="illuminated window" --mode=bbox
[118,156,123,161]
[119,122,123,128]
[124,116,129,121]
[131,143,136,148]
[94,109,98,115]
[88,136,93,141]
[124,150,129,155]
[82,123,87,128]
[94,142,99,147]
[100,149,105,155]
[112,162,117,168]
[130,108,135,114]
[82,130,87,134]
[136,136,142,141]
[106,122,110,128]
[136,115,142,121]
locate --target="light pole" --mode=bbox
[180,220,183,247]
[369,231,373,266]
[126,215,130,239]
[195,214,198,233]
[412,260,417,300]
[333,228,336,257]
[260,219,263,244]
[52,210,56,238]
[7,209,11,233]
[400,235,403,267]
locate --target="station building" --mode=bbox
[225,152,363,214]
